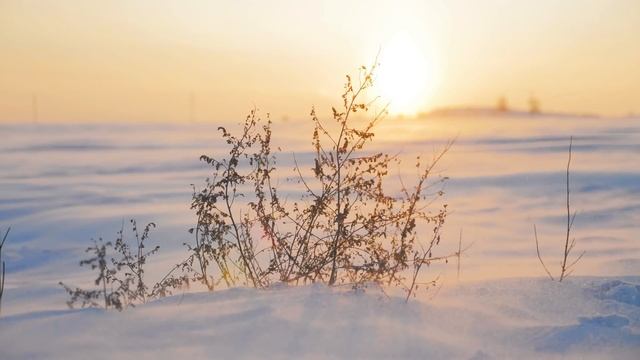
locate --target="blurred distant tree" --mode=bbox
[529,95,540,114]
[497,96,508,112]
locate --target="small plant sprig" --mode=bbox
[0,227,9,316]
[60,220,160,311]
[112,220,159,305]
[60,238,118,310]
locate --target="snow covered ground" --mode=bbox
[1,278,639,359]
[0,111,639,358]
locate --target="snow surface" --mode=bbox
[1,112,639,358]
[1,277,639,359]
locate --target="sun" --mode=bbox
[375,33,438,115]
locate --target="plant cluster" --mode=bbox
[61,62,458,309]
[157,63,453,301]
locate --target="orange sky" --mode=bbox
[1,0,639,122]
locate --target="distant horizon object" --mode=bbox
[497,96,508,112]
[529,95,540,114]
[32,94,38,123]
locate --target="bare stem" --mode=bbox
[534,224,555,281]
[560,136,573,282]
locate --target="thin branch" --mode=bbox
[0,227,10,316]
[560,136,574,282]
[457,228,463,281]
[567,250,586,271]
[534,224,555,281]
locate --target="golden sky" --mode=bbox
[1,0,639,122]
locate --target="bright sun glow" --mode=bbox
[376,33,438,115]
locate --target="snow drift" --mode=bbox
[1,277,639,359]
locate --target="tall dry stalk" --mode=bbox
[0,227,9,316]
[534,137,584,281]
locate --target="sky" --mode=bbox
[1,0,639,122]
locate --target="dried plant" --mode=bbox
[0,227,9,316]
[192,115,268,288]
[534,137,584,282]
[60,220,160,310]
[111,220,160,305]
[158,61,455,301]
[60,238,118,310]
